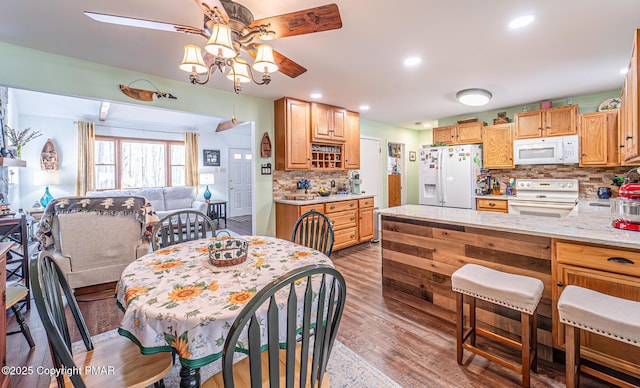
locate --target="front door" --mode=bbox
[228,147,252,217]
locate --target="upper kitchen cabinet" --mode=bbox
[620,29,640,165]
[274,97,311,170]
[344,111,360,169]
[311,102,346,143]
[433,122,483,145]
[514,105,578,139]
[580,111,619,166]
[482,123,514,168]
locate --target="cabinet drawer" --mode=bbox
[299,204,325,215]
[358,198,374,208]
[325,200,358,213]
[555,241,640,277]
[327,210,357,229]
[333,227,358,249]
[476,198,508,212]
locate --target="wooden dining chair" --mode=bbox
[202,264,347,388]
[6,284,35,348]
[151,209,216,250]
[30,251,173,388]
[291,210,335,257]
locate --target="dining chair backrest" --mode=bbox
[220,264,346,388]
[152,209,216,250]
[291,210,334,257]
[30,251,94,388]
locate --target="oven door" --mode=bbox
[507,200,576,218]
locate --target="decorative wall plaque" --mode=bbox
[40,138,59,170]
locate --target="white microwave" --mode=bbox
[513,135,579,165]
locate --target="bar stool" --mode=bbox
[558,285,640,388]
[451,263,543,388]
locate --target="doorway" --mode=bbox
[387,142,406,207]
[359,137,383,208]
[228,147,252,217]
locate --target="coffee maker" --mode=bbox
[349,171,362,195]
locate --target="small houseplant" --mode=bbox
[5,126,42,157]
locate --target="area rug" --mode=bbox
[228,215,251,223]
[73,330,401,388]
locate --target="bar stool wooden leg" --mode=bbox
[456,292,464,364]
[469,296,476,346]
[565,324,580,388]
[521,312,531,388]
[531,307,538,373]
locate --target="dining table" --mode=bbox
[116,235,334,388]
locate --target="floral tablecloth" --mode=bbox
[116,236,333,369]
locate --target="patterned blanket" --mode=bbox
[35,196,159,251]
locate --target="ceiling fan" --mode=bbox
[85,0,343,79]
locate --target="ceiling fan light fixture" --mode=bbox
[456,88,492,106]
[205,24,236,59]
[227,58,251,83]
[252,44,278,73]
[180,44,208,74]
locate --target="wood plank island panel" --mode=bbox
[381,215,555,361]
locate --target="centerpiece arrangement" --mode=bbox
[298,178,311,194]
[4,126,42,158]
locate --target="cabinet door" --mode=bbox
[554,264,640,378]
[545,105,577,136]
[344,111,360,169]
[331,107,346,141]
[580,112,608,166]
[456,122,483,144]
[515,111,543,139]
[286,99,311,169]
[482,124,514,168]
[311,102,332,141]
[433,126,455,144]
[621,31,639,163]
[358,207,374,242]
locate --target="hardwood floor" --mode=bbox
[7,241,615,387]
[225,215,252,235]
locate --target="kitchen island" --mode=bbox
[275,194,375,251]
[378,203,640,379]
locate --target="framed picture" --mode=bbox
[203,149,220,166]
[409,151,417,162]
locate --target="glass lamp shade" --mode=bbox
[252,44,278,73]
[40,186,54,208]
[180,44,208,74]
[456,88,492,107]
[227,58,251,83]
[205,24,236,59]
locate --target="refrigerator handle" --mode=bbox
[439,150,445,204]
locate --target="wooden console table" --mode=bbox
[206,200,227,228]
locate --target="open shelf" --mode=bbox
[311,143,343,170]
[0,158,26,167]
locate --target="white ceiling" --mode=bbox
[2,0,640,130]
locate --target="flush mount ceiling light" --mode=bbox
[404,57,422,67]
[509,15,535,29]
[85,1,343,94]
[456,88,492,106]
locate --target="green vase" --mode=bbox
[16,145,22,158]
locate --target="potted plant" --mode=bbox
[5,126,42,158]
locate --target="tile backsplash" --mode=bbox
[273,170,351,199]
[489,165,632,199]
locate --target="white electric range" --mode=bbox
[508,179,579,218]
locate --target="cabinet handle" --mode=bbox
[350,203,355,207]
[557,282,564,287]
[607,257,635,265]
[626,135,633,140]
[350,234,355,238]
[350,217,355,221]
[546,126,550,129]
[329,205,335,210]
[489,202,495,206]
[330,220,335,224]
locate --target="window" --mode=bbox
[95,136,185,190]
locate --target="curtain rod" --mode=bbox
[73,121,198,134]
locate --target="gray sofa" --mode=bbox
[86,186,207,219]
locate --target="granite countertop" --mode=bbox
[275,193,375,205]
[475,194,510,200]
[377,201,640,250]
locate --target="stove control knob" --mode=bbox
[567,183,573,188]
[560,183,566,188]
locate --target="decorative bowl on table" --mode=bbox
[208,238,248,267]
[318,190,331,197]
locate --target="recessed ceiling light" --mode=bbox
[423,123,432,128]
[359,105,370,111]
[620,68,629,75]
[404,57,422,67]
[310,93,322,99]
[509,15,535,29]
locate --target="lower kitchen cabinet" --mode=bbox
[553,240,640,379]
[275,197,375,251]
[476,198,508,213]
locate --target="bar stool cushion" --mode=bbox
[451,263,544,314]
[558,285,640,347]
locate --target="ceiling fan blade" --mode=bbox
[194,0,229,23]
[248,4,342,39]
[84,12,207,37]
[246,44,307,78]
[216,117,246,132]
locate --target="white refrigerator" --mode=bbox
[418,144,483,209]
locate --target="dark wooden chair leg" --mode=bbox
[531,308,538,373]
[456,292,464,364]
[11,305,35,348]
[565,325,580,388]
[521,312,531,388]
[469,296,476,346]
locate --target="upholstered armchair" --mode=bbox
[35,196,157,289]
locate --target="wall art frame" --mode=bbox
[203,149,221,166]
